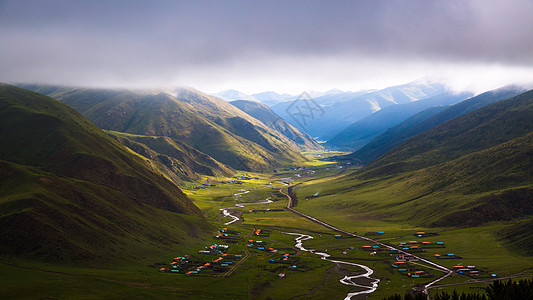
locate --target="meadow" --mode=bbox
[1,151,531,299]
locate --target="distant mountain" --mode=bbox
[362,88,533,178]
[211,89,256,101]
[311,89,375,106]
[346,86,526,165]
[328,91,472,149]
[271,81,448,140]
[248,89,350,108]
[0,84,206,263]
[213,90,295,106]
[21,85,307,172]
[343,106,449,164]
[229,100,323,151]
[251,91,294,106]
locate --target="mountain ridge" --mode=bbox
[327,91,472,149]
[344,86,527,165]
[18,85,309,172]
[271,81,449,140]
[362,88,533,178]
[0,84,208,263]
[229,100,323,151]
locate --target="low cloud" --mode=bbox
[1,0,532,92]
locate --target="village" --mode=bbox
[156,166,503,298]
[158,224,496,284]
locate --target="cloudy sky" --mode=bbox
[1,0,533,94]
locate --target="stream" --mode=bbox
[219,189,273,225]
[283,232,379,299]
[219,187,379,298]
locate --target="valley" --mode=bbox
[3,153,532,299]
[1,84,532,299]
[3,2,533,299]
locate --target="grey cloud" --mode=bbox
[1,0,532,88]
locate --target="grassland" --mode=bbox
[2,148,532,299]
[20,85,310,171]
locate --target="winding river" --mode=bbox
[219,187,379,299]
[219,189,273,225]
[283,232,379,299]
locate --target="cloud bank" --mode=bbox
[1,0,533,93]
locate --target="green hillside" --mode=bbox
[343,105,449,164]
[295,89,533,239]
[107,131,233,184]
[297,131,533,228]
[0,84,208,263]
[21,85,308,171]
[363,89,533,177]
[230,100,323,151]
[345,86,525,165]
[498,219,533,256]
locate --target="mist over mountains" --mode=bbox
[213,81,465,141]
[19,85,315,174]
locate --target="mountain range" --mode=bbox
[346,86,526,165]
[327,91,473,149]
[0,84,207,263]
[214,81,468,145]
[229,100,323,151]
[362,88,533,178]
[19,85,313,174]
[298,88,533,231]
[270,81,450,140]
[212,89,294,106]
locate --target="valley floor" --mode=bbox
[2,155,532,299]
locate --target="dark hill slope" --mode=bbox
[328,92,471,149]
[344,106,449,164]
[395,130,533,226]
[299,89,533,231]
[107,131,233,184]
[0,84,207,263]
[21,85,307,171]
[499,218,533,256]
[360,89,533,177]
[230,100,323,151]
[304,127,533,229]
[345,86,526,164]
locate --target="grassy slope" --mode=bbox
[107,131,234,184]
[230,99,323,151]
[344,106,449,164]
[346,86,526,164]
[293,90,533,258]
[0,84,209,263]
[330,131,532,226]
[21,85,308,171]
[498,219,533,256]
[364,89,533,177]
